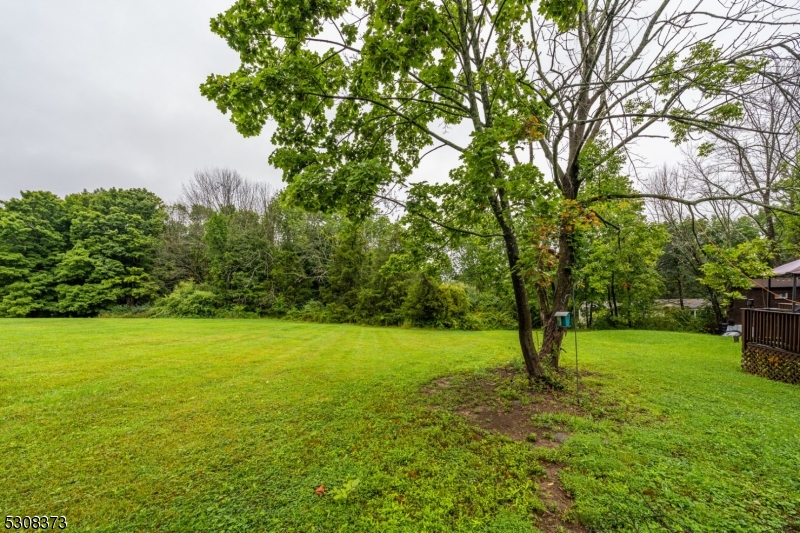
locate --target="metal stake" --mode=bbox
[573,282,579,406]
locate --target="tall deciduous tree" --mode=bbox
[0,192,69,317]
[671,58,800,265]
[201,0,799,377]
[576,141,668,330]
[699,238,773,314]
[0,189,166,317]
[55,189,165,316]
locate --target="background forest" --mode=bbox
[2,161,797,331]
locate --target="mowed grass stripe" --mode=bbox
[1,320,528,532]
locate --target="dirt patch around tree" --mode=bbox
[424,365,594,533]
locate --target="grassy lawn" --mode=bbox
[1,320,798,532]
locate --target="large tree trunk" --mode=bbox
[540,223,575,368]
[509,262,544,378]
[536,141,583,368]
[490,193,546,378]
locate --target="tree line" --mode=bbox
[0,171,509,327]
[1,166,792,332]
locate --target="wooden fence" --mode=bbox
[742,308,800,384]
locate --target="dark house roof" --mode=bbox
[773,258,800,276]
[655,298,708,309]
[748,259,800,289]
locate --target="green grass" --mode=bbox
[1,320,798,532]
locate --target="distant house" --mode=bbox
[655,298,708,317]
[739,258,800,384]
[729,258,800,323]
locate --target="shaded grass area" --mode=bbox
[1,320,799,531]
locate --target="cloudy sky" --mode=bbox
[0,0,681,204]
[0,0,286,202]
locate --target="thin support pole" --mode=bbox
[767,277,771,309]
[573,283,579,406]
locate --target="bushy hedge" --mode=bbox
[402,274,470,328]
[149,281,220,318]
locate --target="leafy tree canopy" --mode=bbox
[0,188,166,317]
[201,0,797,376]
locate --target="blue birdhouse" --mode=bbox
[555,311,571,328]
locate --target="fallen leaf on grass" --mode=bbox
[314,485,326,496]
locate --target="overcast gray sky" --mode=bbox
[0,0,286,202]
[0,0,680,204]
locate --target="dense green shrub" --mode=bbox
[644,306,717,333]
[267,295,290,317]
[150,281,219,318]
[402,274,470,328]
[285,300,332,322]
[214,306,260,319]
[463,285,516,330]
[464,310,518,330]
[353,272,410,326]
